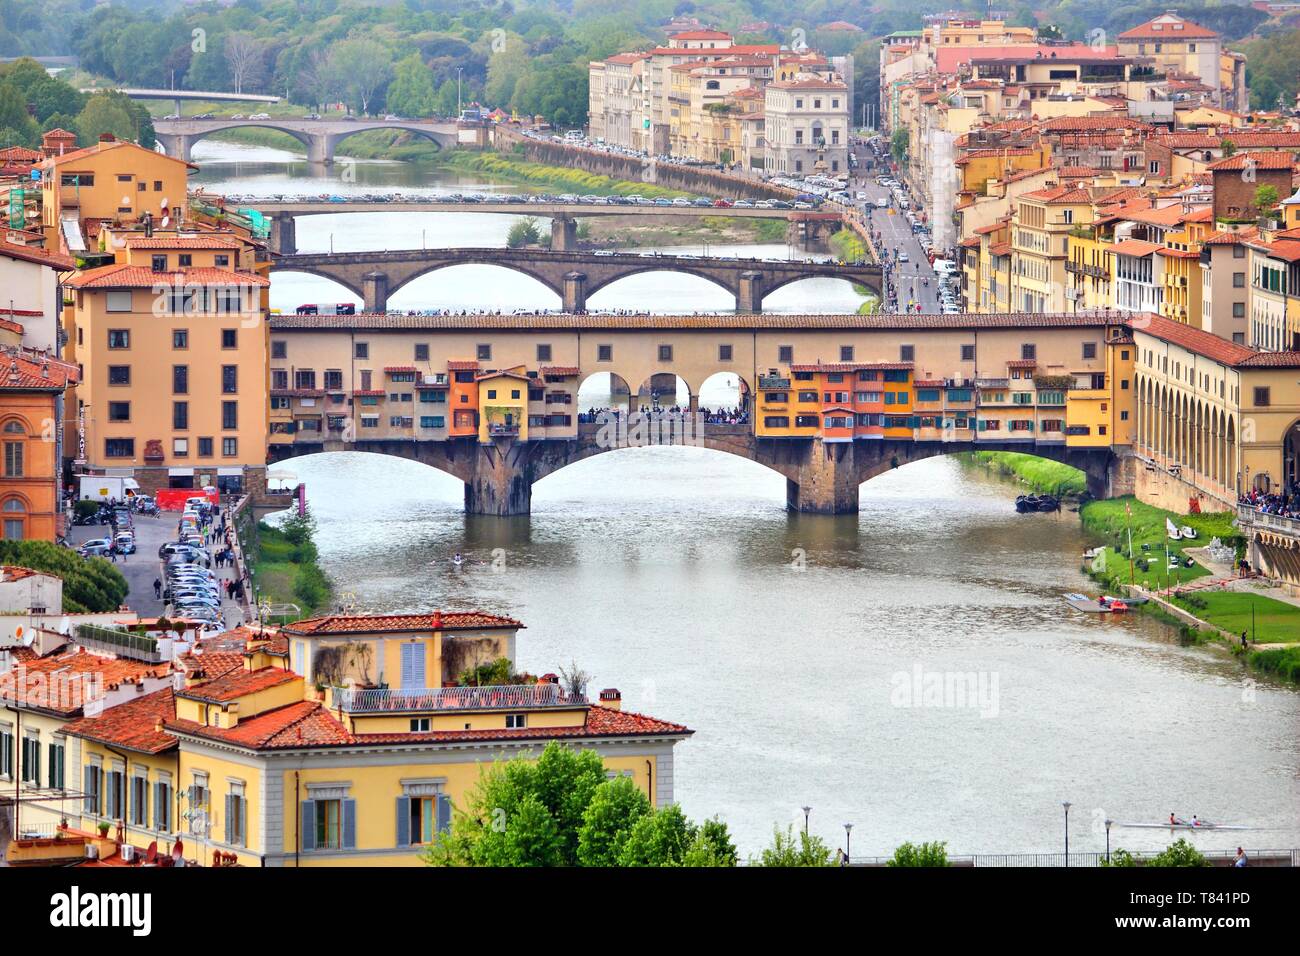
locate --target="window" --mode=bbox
[83,763,101,815]
[173,438,188,457]
[414,343,430,362]
[1082,342,1097,359]
[900,345,914,362]
[296,369,317,390]
[477,344,492,361]
[130,774,148,827]
[153,180,163,191]
[20,734,38,784]
[151,254,167,273]
[226,785,247,847]
[214,255,229,268]
[154,779,171,832]
[324,370,343,391]
[355,342,370,360]
[305,797,353,850]
[105,766,125,820]
[271,340,286,359]
[105,438,134,458]
[198,437,214,457]
[2,440,21,478]
[506,713,527,729]
[1233,272,1245,288]
[222,365,238,394]
[1254,387,1271,407]
[222,437,238,457]
[222,402,238,429]
[597,344,613,361]
[173,365,187,394]
[536,344,552,362]
[173,401,188,430]
[410,718,431,732]
[718,344,733,361]
[173,329,189,350]
[108,329,130,349]
[658,344,673,361]
[1232,303,1245,318]
[961,344,975,361]
[105,290,132,312]
[47,739,64,790]
[221,329,237,349]
[1021,344,1036,361]
[109,365,131,386]
[779,345,794,364]
[840,346,854,362]
[178,254,192,268]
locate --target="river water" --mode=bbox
[196,142,1299,859]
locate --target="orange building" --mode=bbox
[0,350,78,541]
[447,360,480,437]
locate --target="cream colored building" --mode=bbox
[763,78,850,176]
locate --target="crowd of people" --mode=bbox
[576,405,750,425]
[1239,487,1300,519]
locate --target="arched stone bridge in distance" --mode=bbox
[268,427,1123,518]
[154,117,460,165]
[269,247,885,313]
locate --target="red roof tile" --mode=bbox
[1207,151,1295,172]
[167,700,351,749]
[1110,239,1163,257]
[0,351,77,390]
[62,688,177,754]
[176,666,298,704]
[0,238,77,271]
[64,264,269,289]
[283,611,524,636]
[123,236,242,250]
[0,649,169,716]
[1118,15,1219,40]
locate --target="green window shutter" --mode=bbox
[396,797,410,847]
[300,801,316,851]
[342,798,357,849]
[436,794,452,834]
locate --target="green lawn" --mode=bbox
[1079,497,1241,592]
[1170,591,1300,643]
[967,452,1086,496]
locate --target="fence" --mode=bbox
[850,849,1299,867]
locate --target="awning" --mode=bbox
[217,467,243,476]
[266,469,298,483]
[168,467,195,477]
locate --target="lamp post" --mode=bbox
[801,805,811,837]
[1105,818,1112,864]
[456,67,464,118]
[843,822,853,865]
[1062,801,1072,867]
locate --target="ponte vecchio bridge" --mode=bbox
[265,311,1135,515]
[269,248,885,313]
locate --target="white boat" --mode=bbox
[1166,517,1182,540]
[1180,525,1198,539]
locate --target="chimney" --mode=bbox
[98,133,115,144]
[430,608,442,631]
[599,688,622,710]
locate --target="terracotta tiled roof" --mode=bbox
[0,351,78,390]
[1237,351,1300,367]
[0,238,77,271]
[1248,238,1300,262]
[175,666,299,704]
[352,705,692,747]
[0,648,169,716]
[167,700,351,749]
[384,365,417,373]
[0,145,41,162]
[1021,185,1091,204]
[540,366,579,376]
[989,242,1012,256]
[1040,116,1150,132]
[283,611,524,636]
[1110,239,1163,257]
[123,236,242,250]
[1006,359,1037,368]
[1134,313,1257,365]
[1118,15,1219,40]
[64,264,269,289]
[62,688,177,755]
[1202,227,1256,245]
[1206,151,1294,172]
[789,362,912,373]
[352,389,385,397]
[446,359,479,370]
[768,78,847,90]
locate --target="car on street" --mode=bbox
[113,532,136,554]
[79,539,113,558]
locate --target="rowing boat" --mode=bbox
[1114,822,1251,831]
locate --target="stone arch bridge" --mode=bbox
[270,248,884,313]
[154,118,459,165]
[269,427,1122,517]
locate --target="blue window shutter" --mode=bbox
[83,765,95,815]
[154,783,163,830]
[225,794,233,844]
[300,801,316,851]
[436,794,452,834]
[342,798,356,849]
[396,797,410,847]
[240,800,247,848]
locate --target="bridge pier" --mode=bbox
[269,213,297,255]
[736,271,765,313]
[307,134,334,165]
[465,442,534,516]
[363,272,389,313]
[155,133,192,163]
[562,271,587,313]
[551,215,579,251]
[786,439,860,514]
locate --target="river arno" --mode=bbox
[196,142,1299,858]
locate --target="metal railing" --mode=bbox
[1237,505,1300,537]
[332,682,586,713]
[73,625,163,663]
[850,849,1298,867]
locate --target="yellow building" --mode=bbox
[476,369,531,443]
[38,135,194,254]
[1243,227,1300,352]
[63,230,271,496]
[1010,185,1095,313]
[1065,331,1137,448]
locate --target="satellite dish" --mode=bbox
[160,197,169,209]
[171,840,183,863]
[21,631,34,648]
[121,195,131,206]
[14,625,22,639]
[161,216,171,229]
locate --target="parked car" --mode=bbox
[80,539,113,557]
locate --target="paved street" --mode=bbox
[67,508,247,629]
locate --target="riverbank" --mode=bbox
[965,452,1086,497]
[249,517,333,617]
[1077,496,1300,683]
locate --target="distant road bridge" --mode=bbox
[154,117,458,164]
[231,199,843,254]
[270,247,884,313]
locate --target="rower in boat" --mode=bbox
[1170,812,1186,826]
[452,552,464,567]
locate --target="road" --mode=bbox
[67,508,247,630]
[846,141,944,315]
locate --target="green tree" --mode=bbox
[387,53,438,118]
[576,775,651,865]
[891,127,909,165]
[753,825,835,867]
[681,816,738,867]
[76,92,139,146]
[1102,839,1211,867]
[507,217,541,247]
[887,840,951,866]
[0,541,128,612]
[0,82,38,146]
[616,803,694,866]
[1255,184,1281,214]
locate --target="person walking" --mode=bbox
[1234,847,1248,867]
[153,578,162,599]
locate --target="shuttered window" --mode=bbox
[399,642,426,689]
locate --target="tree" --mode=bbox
[753,825,835,866]
[1103,838,1210,867]
[0,81,37,146]
[616,803,694,866]
[891,127,909,165]
[0,541,128,612]
[1255,184,1280,214]
[223,32,264,95]
[387,53,437,118]
[887,840,951,866]
[681,816,738,867]
[506,217,541,247]
[77,93,137,146]
[328,38,394,115]
[576,775,650,865]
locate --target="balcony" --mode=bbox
[1238,505,1300,541]
[759,375,791,389]
[331,682,587,714]
[74,625,163,663]
[1065,260,1106,278]
[487,422,520,437]
[975,378,1009,389]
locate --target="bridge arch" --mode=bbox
[328,124,454,154]
[577,371,633,413]
[761,268,884,302]
[583,265,739,302]
[174,123,316,157]
[384,260,565,301]
[268,268,365,305]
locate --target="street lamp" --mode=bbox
[456,67,464,118]
[801,805,811,837]
[1062,801,1072,867]
[1105,818,1113,864]
[843,822,853,865]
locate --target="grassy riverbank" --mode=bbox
[249,513,332,617]
[965,452,1086,496]
[1168,590,1300,643]
[430,149,691,199]
[1079,497,1238,592]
